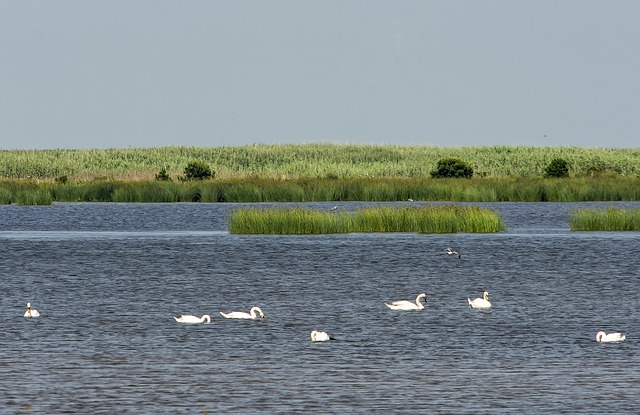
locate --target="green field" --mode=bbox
[2,144,640,180]
[2,144,640,204]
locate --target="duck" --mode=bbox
[468,291,491,309]
[174,314,211,324]
[596,331,625,343]
[24,302,40,318]
[311,330,333,342]
[220,306,265,320]
[385,293,426,310]
[445,247,461,258]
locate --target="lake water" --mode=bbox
[1,202,639,414]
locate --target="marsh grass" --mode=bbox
[228,207,354,234]
[15,190,52,206]
[2,145,640,180]
[228,205,504,234]
[570,206,640,231]
[2,176,640,204]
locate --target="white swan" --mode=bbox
[220,306,265,320]
[468,291,491,309]
[596,331,625,342]
[385,293,426,310]
[174,314,211,324]
[311,330,333,342]
[24,303,40,318]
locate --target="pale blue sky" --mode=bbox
[2,1,639,150]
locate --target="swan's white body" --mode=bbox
[220,306,265,320]
[24,303,40,318]
[468,291,491,309]
[385,293,426,310]
[174,314,211,324]
[311,330,332,342]
[596,331,625,342]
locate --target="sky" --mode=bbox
[2,1,639,150]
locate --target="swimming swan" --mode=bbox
[468,291,491,309]
[220,306,265,320]
[385,293,427,310]
[311,330,333,342]
[174,314,211,324]
[596,331,625,342]
[24,303,40,318]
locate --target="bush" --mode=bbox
[544,158,569,178]
[155,168,172,181]
[430,157,474,179]
[181,161,214,181]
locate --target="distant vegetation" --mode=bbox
[228,205,504,234]
[2,176,640,205]
[544,158,570,178]
[1,144,639,180]
[570,206,640,231]
[430,157,474,179]
[1,144,640,204]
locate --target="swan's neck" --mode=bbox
[416,296,425,309]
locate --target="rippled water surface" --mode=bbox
[1,202,639,414]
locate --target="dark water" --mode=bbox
[1,202,639,414]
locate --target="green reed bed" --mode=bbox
[3,144,640,180]
[228,207,354,234]
[228,205,504,234]
[570,206,640,231]
[2,176,640,204]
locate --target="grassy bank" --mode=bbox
[228,205,504,234]
[2,176,640,205]
[2,144,640,180]
[570,206,640,231]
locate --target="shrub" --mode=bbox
[155,168,172,181]
[544,158,569,178]
[430,157,474,179]
[181,161,214,181]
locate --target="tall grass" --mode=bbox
[570,206,640,231]
[2,176,640,204]
[14,190,53,206]
[228,205,504,234]
[2,144,640,180]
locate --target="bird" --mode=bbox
[468,291,491,309]
[329,205,339,211]
[385,293,427,310]
[174,314,211,324]
[311,330,333,342]
[595,331,625,343]
[445,247,461,258]
[220,306,265,320]
[24,302,40,318]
